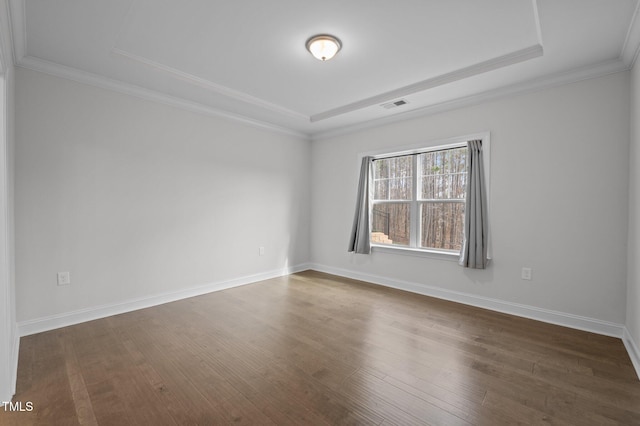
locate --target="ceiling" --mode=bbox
[8,0,640,139]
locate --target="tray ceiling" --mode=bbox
[8,0,640,138]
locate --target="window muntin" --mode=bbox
[371,145,468,252]
[372,156,412,201]
[420,202,465,250]
[419,148,467,200]
[371,203,410,246]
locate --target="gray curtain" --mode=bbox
[348,156,373,254]
[459,140,489,269]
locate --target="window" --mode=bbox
[371,144,468,253]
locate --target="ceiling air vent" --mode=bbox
[381,99,409,109]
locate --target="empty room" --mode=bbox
[1,0,640,424]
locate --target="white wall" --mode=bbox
[311,72,630,327]
[0,70,16,403]
[0,74,9,402]
[628,62,640,368]
[0,0,17,402]
[6,66,16,400]
[15,68,310,327]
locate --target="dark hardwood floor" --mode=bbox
[2,270,639,425]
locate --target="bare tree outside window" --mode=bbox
[371,146,468,251]
[419,148,467,250]
[372,157,411,246]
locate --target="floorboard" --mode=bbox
[2,271,639,425]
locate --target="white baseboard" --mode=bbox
[18,263,311,337]
[10,328,18,397]
[15,262,637,380]
[0,328,18,403]
[623,327,640,380]
[308,263,625,339]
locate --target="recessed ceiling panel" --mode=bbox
[113,0,541,116]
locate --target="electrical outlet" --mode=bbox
[259,246,265,256]
[57,271,71,286]
[521,267,532,281]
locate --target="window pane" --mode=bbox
[420,147,467,200]
[373,156,412,200]
[421,202,464,250]
[371,203,410,246]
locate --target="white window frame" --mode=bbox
[363,132,491,261]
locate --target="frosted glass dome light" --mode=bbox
[306,35,342,61]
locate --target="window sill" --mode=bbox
[371,244,460,262]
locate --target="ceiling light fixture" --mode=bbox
[306,34,342,61]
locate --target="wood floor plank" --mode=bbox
[147,303,333,425]
[4,271,640,425]
[345,369,472,426]
[118,313,278,425]
[59,332,98,426]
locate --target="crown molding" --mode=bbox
[622,0,640,68]
[10,52,630,144]
[532,0,543,47]
[7,0,23,65]
[311,44,544,123]
[0,0,15,73]
[17,56,310,140]
[7,0,310,139]
[312,58,628,141]
[0,11,7,73]
[112,47,309,121]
